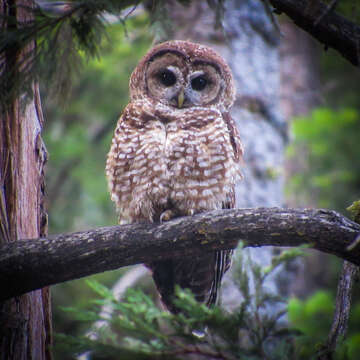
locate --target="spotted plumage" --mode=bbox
[106,40,243,312]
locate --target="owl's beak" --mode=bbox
[177,89,185,108]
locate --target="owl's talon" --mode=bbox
[160,210,175,223]
[186,209,195,216]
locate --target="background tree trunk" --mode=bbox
[280,18,321,208]
[0,1,52,358]
[279,19,328,298]
[161,0,290,310]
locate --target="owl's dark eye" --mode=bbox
[158,70,176,87]
[191,75,207,91]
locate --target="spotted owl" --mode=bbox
[106,40,243,313]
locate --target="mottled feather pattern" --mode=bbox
[106,100,241,223]
[106,40,243,311]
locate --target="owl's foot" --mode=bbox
[160,208,196,222]
[160,210,175,223]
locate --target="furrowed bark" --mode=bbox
[0,1,51,358]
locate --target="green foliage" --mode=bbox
[285,32,360,360]
[0,0,141,107]
[52,269,132,345]
[44,18,152,232]
[347,200,360,224]
[288,291,333,358]
[287,108,360,213]
[288,291,360,360]
[0,0,229,107]
[347,302,360,359]
[56,249,303,359]
[323,0,360,26]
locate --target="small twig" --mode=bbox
[314,0,338,26]
[124,1,141,21]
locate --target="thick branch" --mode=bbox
[0,207,359,301]
[269,0,360,67]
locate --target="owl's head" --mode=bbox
[129,40,235,111]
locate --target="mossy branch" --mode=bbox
[0,207,359,301]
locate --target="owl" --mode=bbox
[106,40,243,313]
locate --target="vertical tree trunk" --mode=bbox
[279,19,327,297]
[0,1,52,359]
[163,0,289,309]
[280,18,320,209]
[280,20,320,121]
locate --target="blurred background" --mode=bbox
[39,1,360,358]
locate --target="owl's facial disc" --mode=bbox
[147,65,185,107]
[185,64,223,106]
[145,52,224,108]
[146,52,187,107]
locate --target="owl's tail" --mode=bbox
[148,249,233,313]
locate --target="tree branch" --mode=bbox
[0,207,359,301]
[268,0,360,67]
[318,261,359,360]
[318,201,360,360]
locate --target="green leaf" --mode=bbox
[86,279,116,300]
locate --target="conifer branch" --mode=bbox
[268,0,360,67]
[0,207,359,301]
[0,0,142,106]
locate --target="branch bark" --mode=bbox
[318,261,359,360]
[318,203,360,360]
[0,207,359,301]
[269,0,360,67]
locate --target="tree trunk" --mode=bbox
[0,1,52,359]
[279,19,329,298]
[280,18,320,209]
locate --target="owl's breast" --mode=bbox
[106,105,241,223]
[161,113,240,214]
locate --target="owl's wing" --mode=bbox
[223,111,244,163]
[207,188,235,307]
[207,248,233,307]
[106,103,156,224]
[208,111,242,303]
[106,105,132,221]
